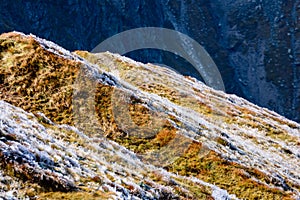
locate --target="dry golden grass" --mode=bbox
[167,142,293,200]
[38,191,115,200]
[0,33,298,199]
[0,33,79,126]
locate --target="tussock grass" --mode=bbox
[0,33,298,199]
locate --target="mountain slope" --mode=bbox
[1,0,299,122]
[0,32,299,199]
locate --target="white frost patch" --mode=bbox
[212,187,238,200]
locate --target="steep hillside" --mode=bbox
[1,0,299,122]
[0,32,299,199]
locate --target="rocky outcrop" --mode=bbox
[0,32,299,199]
[1,0,299,122]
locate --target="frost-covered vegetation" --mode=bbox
[0,32,299,199]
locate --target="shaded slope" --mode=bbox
[0,32,299,199]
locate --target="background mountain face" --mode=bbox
[1,0,300,121]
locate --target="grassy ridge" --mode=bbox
[0,32,298,199]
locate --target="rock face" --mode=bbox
[0,32,300,199]
[1,0,299,122]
